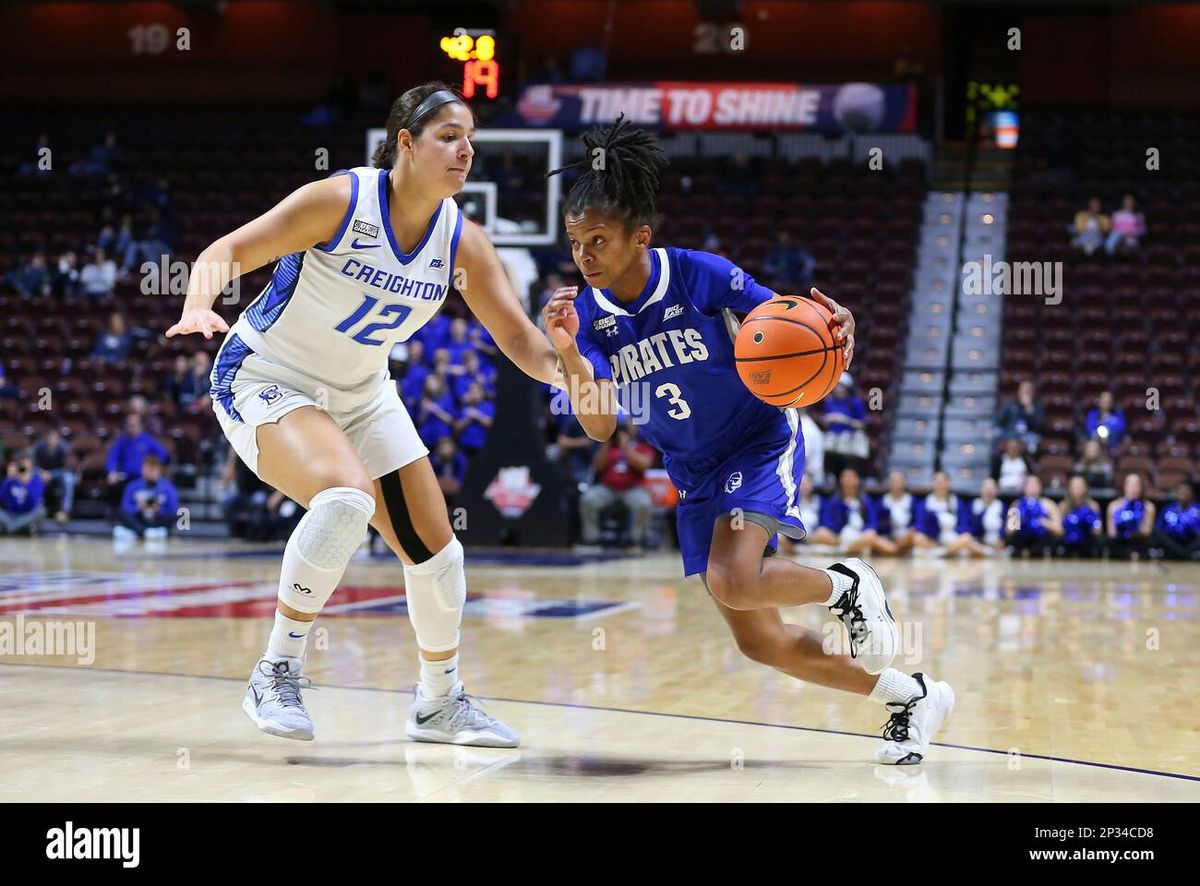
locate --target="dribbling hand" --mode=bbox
[165,309,229,340]
[808,287,855,368]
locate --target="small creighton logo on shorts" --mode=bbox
[725,471,743,493]
[258,385,283,404]
[352,219,380,238]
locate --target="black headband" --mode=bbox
[403,89,462,131]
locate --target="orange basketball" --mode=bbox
[734,296,845,408]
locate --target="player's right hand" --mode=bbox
[165,309,229,340]
[542,285,580,352]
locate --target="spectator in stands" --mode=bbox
[79,248,117,298]
[912,471,963,551]
[1105,472,1156,560]
[580,421,655,548]
[876,470,917,553]
[454,382,495,456]
[69,131,120,177]
[1006,475,1063,557]
[1075,439,1114,491]
[994,379,1043,454]
[122,211,173,274]
[91,312,132,363]
[820,373,868,477]
[810,468,894,555]
[1058,475,1104,558]
[1106,194,1146,255]
[552,410,597,486]
[797,406,824,485]
[995,438,1030,495]
[430,436,470,502]
[413,312,451,356]
[114,454,177,541]
[416,374,456,449]
[33,428,75,523]
[1155,481,1200,561]
[451,349,497,402]
[0,362,18,400]
[1071,197,1109,255]
[397,340,431,412]
[183,351,212,411]
[780,473,822,555]
[51,251,80,298]
[9,252,51,298]
[947,477,1005,557]
[162,355,191,405]
[97,217,134,259]
[761,230,816,290]
[0,449,46,536]
[106,413,169,503]
[1083,390,1125,452]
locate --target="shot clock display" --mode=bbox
[438,28,502,99]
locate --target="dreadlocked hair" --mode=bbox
[545,113,668,232]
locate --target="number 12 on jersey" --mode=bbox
[335,294,412,346]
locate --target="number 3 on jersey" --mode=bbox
[335,294,412,346]
[656,382,692,420]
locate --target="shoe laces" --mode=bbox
[829,582,867,659]
[258,660,313,708]
[882,677,928,743]
[443,689,499,732]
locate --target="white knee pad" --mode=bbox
[403,536,465,653]
[278,486,376,613]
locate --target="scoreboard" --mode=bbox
[437,28,506,100]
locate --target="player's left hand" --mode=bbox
[808,287,855,368]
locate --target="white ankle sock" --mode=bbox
[869,669,922,705]
[266,610,314,661]
[419,654,460,699]
[821,567,855,606]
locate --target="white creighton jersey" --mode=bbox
[223,166,463,389]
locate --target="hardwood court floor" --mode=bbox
[1,535,1198,802]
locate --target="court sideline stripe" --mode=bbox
[3,661,1199,784]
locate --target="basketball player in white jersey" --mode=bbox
[166,83,561,746]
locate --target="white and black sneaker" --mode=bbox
[242,656,316,741]
[876,672,955,765]
[826,558,898,674]
[406,682,520,748]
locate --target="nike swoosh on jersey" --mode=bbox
[351,238,382,249]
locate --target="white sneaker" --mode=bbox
[406,682,520,748]
[876,673,955,765]
[826,558,898,674]
[112,525,138,542]
[144,526,168,540]
[242,656,315,741]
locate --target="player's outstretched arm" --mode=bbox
[166,175,351,339]
[454,221,559,385]
[541,286,618,442]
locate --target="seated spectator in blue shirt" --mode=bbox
[51,251,80,298]
[1083,390,1126,452]
[92,312,132,363]
[1106,472,1156,560]
[9,252,51,298]
[1155,481,1200,561]
[398,340,432,412]
[455,382,495,456]
[0,449,46,536]
[1058,475,1104,558]
[69,131,120,176]
[114,455,178,541]
[430,437,470,502]
[912,471,963,550]
[877,470,917,551]
[106,413,169,502]
[445,318,473,366]
[413,313,451,355]
[553,407,597,486]
[450,349,496,403]
[946,476,1006,557]
[79,248,117,298]
[761,230,816,289]
[807,467,893,555]
[1006,474,1063,556]
[417,375,457,449]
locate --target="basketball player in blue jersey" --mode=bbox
[542,116,954,764]
[166,82,565,747]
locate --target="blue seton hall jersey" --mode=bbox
[573,247,782,469]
